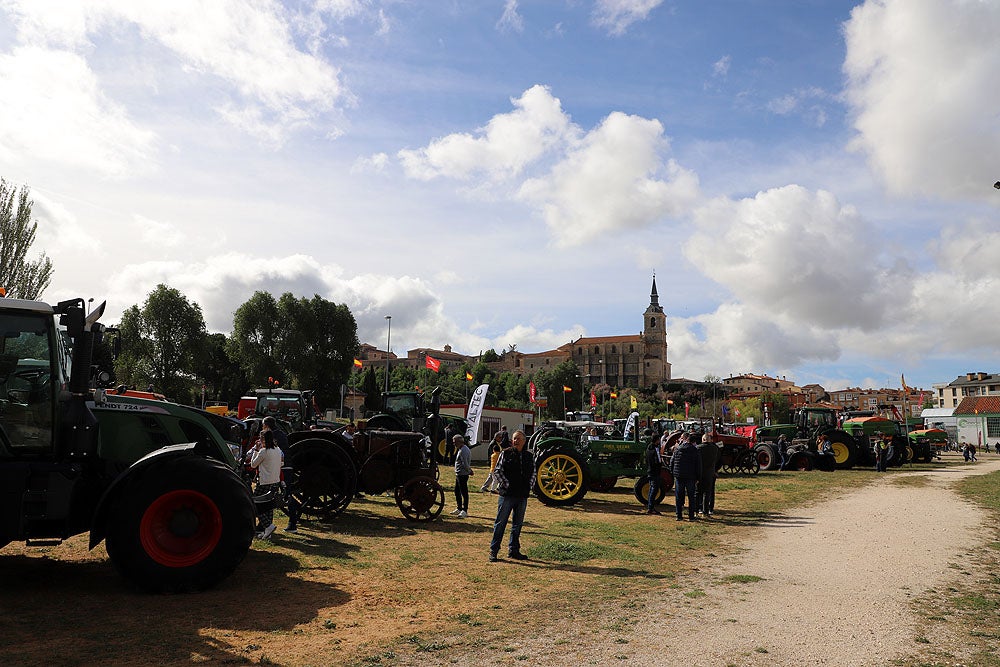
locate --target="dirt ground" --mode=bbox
[472,454,1000,667]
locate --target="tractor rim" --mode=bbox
[537,453,584,501]
[830,441,850,464]
[140,489,223,568]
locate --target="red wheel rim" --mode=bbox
[140,490,223,568]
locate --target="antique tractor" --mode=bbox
[279,388,446,522]
[529,420,673,508]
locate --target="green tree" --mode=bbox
[114,284,207,402]
[197,333,248,407]
[0,179,53,299]
[229,291,283,387]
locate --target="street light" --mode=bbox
[86,297,94,316]
[384,315,392,395]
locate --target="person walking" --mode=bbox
[489,430,534,562]
[777,434,789,471]
[644,438,662,515]
[696,433,720,516]
[451,434,472,518]
[670,433,702,521]
[249,430,283,539]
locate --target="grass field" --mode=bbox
[0,459,962,666]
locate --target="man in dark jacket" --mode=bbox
[696,434,720,516]
[644,440,662,515]
[489,430,534,561]
[670,433,702,521]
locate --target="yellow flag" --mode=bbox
[630,395,638,409]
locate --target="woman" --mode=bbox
[480,432,504,492]
[250,429,283,539]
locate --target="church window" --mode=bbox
[650,318,656,328]
[629,345,634,353]
[593,346,599,354]
[611,346,616,353]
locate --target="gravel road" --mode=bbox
[514,457,999,666]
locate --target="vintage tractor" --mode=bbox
[0,295,255,592]
[529,420,674,508]
[276,388,447,522]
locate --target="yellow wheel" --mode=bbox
[830,440,850,465]
[533,448,589,506]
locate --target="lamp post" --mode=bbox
[384,315,392,395]
[87,297,94,316]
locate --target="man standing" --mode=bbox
[489,430,534,562]
[776,434,789,471]
[696,434,720,516]
[670,433,702,521]
[451,434,472,518]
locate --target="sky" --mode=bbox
[2,0,999,394]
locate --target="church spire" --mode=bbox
[649,273,662,313]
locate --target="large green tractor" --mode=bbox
[0,296,254,592]
[754,407,857,470]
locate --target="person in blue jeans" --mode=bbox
[489,430,534,561]
[644,439,662,515]
[669,432,702,521]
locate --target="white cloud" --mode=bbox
[713,55,730,78]
[134,214,183,247]
[0,0,349,157]
[351,152,390,173]
[843,0,1000,199]
[397,85,573,181]
[592,0,664,36]
[518,112,700,246]
[0,47,156,177]
[497,0,524,33]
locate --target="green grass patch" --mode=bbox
[530,539,608,563]
[722,574,763,584]
[684,589,706,598]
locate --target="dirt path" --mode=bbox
[510,458,1000,666]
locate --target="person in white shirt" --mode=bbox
[250,430,283,539]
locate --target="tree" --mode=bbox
[0,179,53,299]
[228,291,283,387]
[197,333,248,407]
[114,284,208,402]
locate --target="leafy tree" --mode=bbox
[114,284,207,402]
[197,333,248,407]
[361,367,380,414]
[0,179,53,299]
[481,349,500,363]
[228,291,283,387]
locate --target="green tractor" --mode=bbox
[907,429,947,461]
[842,416,927,465]
[528,420,673,508]
[753,407,853,470]
[0,296,254,592]
[365,390,468,462]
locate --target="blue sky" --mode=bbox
[2,0,999,394]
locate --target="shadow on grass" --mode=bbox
[494,557,672,580]
[0,549,347,665]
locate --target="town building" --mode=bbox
[953,396,1000,449]
[934,372,1000,409]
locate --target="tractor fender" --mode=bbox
[88,443,209,549]
[532,437,578,460]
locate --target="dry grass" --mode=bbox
[0,464,908,666]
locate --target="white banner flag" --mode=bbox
[465,384,490,443]
[623,410,640,440]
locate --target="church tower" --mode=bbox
[642,275,670,385]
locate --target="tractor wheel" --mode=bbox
[105,456,255,593]
[755,444,778,471]
[287,439,357,519]
[533,448,589,506]
[738,449,760,475]
[435,437,449,464]
[395,476,445,521]
[787,452,813,471]
[588,476,619,493]
[633,477,667,506]
[903,445,915,464]
[825,430,856,469]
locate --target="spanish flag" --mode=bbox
[353,358,363,368]
[465,371,473,381]
[563,385,572,393]
[610,391,617,399]
[901,374,911,393]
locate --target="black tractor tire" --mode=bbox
[738,449,761,475]
[104,455,255,593]
[533,447,590,506]
[787,451,813,471]
[633,477,667,507]
[815,452,837,472]
[825,430,857,469]
[287,438,358,519]
[364,414,407,431]
[755,444,778,471]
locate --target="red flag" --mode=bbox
[529,382,536,403]
[590,391,596,408]
[684,402,690,418]
[890,405,903,422]
[425,355,441,372]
